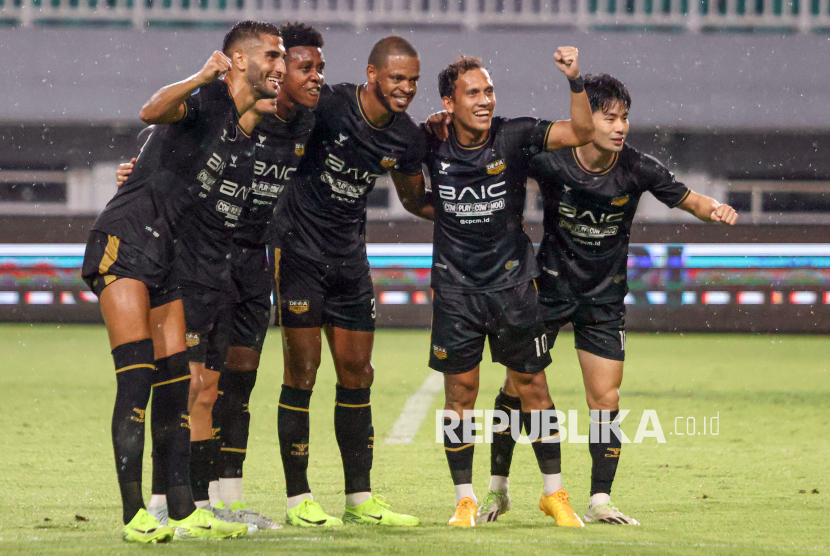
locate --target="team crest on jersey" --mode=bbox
[613,274,626,284]
[185,332,200,347]
[486,159,506,175]
[380,156,398,169]
[295,143,305,156]
[611,195,630,206]
[288,300,310,314]
[504,260,519,270]
[432,345,448,360]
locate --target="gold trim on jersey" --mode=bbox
[572,148,618,176]
[335,402,371,408]
[670,189,692,208]
[453,129,491,151]
[98,235,120,275]
[220,447,247,453]
[356,85,395,130]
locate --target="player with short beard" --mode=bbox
[275,36,429,528]
[82,20,282,542]
[115,22,324,532]
[484,73,737,526]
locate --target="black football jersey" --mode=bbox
[237,108,315,246]
[279,83,427,260]
[531,144,690,303]
[426,116,552,293]
[92,80,246,266]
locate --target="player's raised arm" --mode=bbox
[677,191,739,225]
[391,169,434,221]
[545,46,594,151]
[139,50,232,125]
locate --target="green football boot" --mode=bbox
[168,508,248,539]
[286,498,343,527]
[343,496,420,526]
[122,508,175,543]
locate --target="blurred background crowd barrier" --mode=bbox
[0,3,828,331]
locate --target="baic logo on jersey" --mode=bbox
[486,159,506,175]
[215,199,242,222]
[558,202,624,243]
[432,345,448,360]
[257,135,267,146]
[439,181,507,218]
[335,133,349,147]
[611,195,630,206]
[288,300,309,314]
[295,143,305,156]
[380,156,398,169]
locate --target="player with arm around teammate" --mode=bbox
[413,48,594,527]
[81,20,283,542]
[483,73,738,526]
[273,36,428,527]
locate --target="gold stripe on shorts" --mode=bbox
[98,235,121,275]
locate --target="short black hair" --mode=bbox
[279,21,324,51]
[222,20,281,57]
[584,73,631,114]
[367,36,418,69]
[438,56,485,99]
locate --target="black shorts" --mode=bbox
[230,242,273,353]
[183,243,274,370]
[82,231,180,309]
[182,288,234,372]
[429,281,552,375]
[541,298,626,361]
[278,250,375,332]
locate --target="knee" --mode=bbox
[445,376,478,409]
[337,360,374,389]
[226,347,260,372]
[195,382,219,410]
[285,358,319,390]
[586,388,619,411]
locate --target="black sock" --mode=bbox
[150,448,167,498]
[589,409,622,496]
[190,439,218,504]
[490,390,521,478]
[444,417,475,485]
[278,385,312,497]
[334,385,373,495]
[111,339,155,524]
[217,370,257,480]
[521,404,562,475]
[151,352,195,520]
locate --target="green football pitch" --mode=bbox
[1,324,828,555]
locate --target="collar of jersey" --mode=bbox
[219,78,243,119]
[356,84,396,130]
[452,127,491,151]
[572,148,618,176]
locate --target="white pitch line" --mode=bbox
[385,372,444,444]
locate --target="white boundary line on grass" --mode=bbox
[384,372,443,445]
